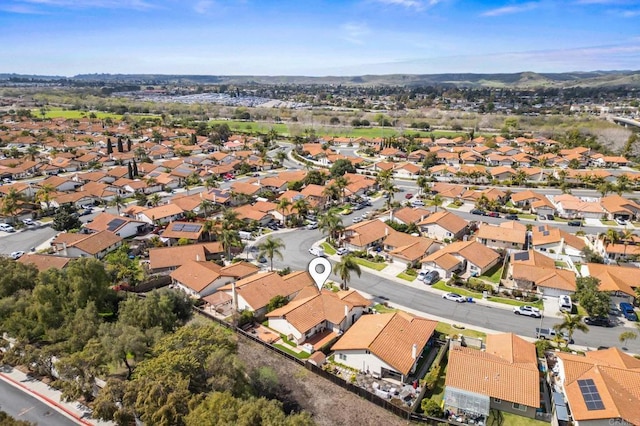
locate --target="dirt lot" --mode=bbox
[236,336,410,426]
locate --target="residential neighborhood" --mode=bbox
[1,104,640,426]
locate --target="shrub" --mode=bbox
[512,289,523,298]
[404,268,417,276]
[422,365,441,391]
[421,397,444,417]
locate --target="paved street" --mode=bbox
[0,376,79,426]
[263,228,640,354]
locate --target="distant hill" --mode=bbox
[2,71,640,88]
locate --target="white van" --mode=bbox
[239,231,253,240]
[558,295,572,313]
[309,246,325,257]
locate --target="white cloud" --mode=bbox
[340,22,371,45]
[17,0,155,9]
[373,0,425,11]
[193,0,214,14]
[0,3,46,13]
[481,2,539,17]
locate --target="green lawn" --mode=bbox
[479,265,504,284]
[518,214,537,220]
[435,322,486,339]
[273,344,310,359]
[488,411,549,426]
[554,261,568,268]
[373,303,398,313]
[446,203,461,209]
[353,257,387,271]
[35,108,160,121]
[321,242,337,255]
[601,219,617,226]
[397,272,417,282]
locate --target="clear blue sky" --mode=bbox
[1,0,639,76]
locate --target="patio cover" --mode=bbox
[444,387,490,417]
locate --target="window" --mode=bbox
[338,353,347,361]
[512,403,527,412]
[493,398,502,404]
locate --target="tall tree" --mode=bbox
[553,312,588,348]
[36,183,54,212]
[277,197,291,226]
[333,254,361,290]
[318,211,344,244]
[132,159,139,177]
[256,236,285,271]
[127,162,134,180]
[107,138,113,155]
[126,137,132,152]
[117,136,124,153]
[110,194,125,215]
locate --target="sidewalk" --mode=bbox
[0,365,115,426]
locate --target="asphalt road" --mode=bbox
[0,378,78,426]
[0,226,58,255]
[266,227,640,354]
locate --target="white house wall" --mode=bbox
[333,349,398,376]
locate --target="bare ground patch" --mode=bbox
[236,336,409,426]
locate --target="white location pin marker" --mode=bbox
[308,257,332,292]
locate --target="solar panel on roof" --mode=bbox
[182,224,202,233]
[107,218,126,231]
[172,223,185,232]
[543,231,550,236]
[577,379,605,411]
[513,252,529,261]
[538,226,545,231]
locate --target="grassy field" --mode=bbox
[435,322,486,339]
[353,257,387,271]
[373,303,398,313]
[321,242,337,255]
[273,343,310,359]
[433,281,543,308]
[397,272,417,282]
[488,411,549,426]
[479,264,504,284]
[34,108,159,120]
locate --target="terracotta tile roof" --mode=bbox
[392,207,431,225]
[85,212,145,234]
[511,190,547,203]
[421,240,500,270]
[446,333,539,408]
[170,260,226,293]
[332,312,437,375]
[140,203,184,220]
[344,219,393,248]
[17,254,72,271]
[600,195,640,215]
[418,211,468,234]
[149,244,208,270]
[230,181,261,196]
[389,238,440,263]
[218,271,315,311]
[531,225,587,251]
[161,221,204,240]
[233,204,272,221]
[583,263,637,296]
[301,184,326,197]
[266,290,367,334]
[69,230,123,255]
[476,223,526,244]
[219,261,259,279]
[511,250,576,291]
[557,348,640,424]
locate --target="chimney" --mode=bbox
[231,281,239,311]
[200,192,203,199]
[62,242,68,256]
[385,227,389,236]
[196,254,200,262]
[344,305,349,324]
[389,209,393,222]
[412,343,418,360]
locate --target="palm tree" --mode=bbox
[25,145,39,161]
[333,255,361,290]
[277,197,291,226]
[334,175,350,204]
[199,199,214,218]
[202,219,217,242]
[554,312,589,348]
[416,175,430,198]
[1,188,23,224]
[601,228,620,246]
[110,194,125,215]
[292,198,310,224]
[221,208,242,230]
[430,194,444,212]
[318,211,344,244]
[616,174,630,195]
[149,193,161,207]
[36,183,54,212]
[322,184,340,205]
[204,175,219,191]
[257,236,285,271]
[619,330,637,349]
[220,228,242,262]
[275,150,287,165]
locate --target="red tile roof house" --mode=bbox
[331,311,437,383]
[52,230,123,259]
[266,288,371,349]
[418,211,468,242]
[170,260,242,298]
[148,242,224,274]
[136,203,185,225]
[444,333,540,421]
[217,270,315,319]
[342,219,394,252]
[421,240,501,279]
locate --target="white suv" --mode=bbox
[513,305,542,318]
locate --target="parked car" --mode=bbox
[417,271,427,281]
[341,208,353,216]
[505,214,519,220]
[538,215,546,221]
[0,224,15,232]
[558,295,572,313]
[309,246,325,257]
[78,208,92,216]
[422,270,440,285]
[22,218,35,226]
[513,305,542,318]
[336,247,350,256]
[616,217,628,226]
[9,251,25,260]
[486,212,500,218]
[568,220,582,226]
[584,317,613,327]
[442,293,466,303]
[411,199,425,207]
[535,327,573,343]
[470,209,486,216]
[257,256,267,264]
[80,204,94,210]
[619,302,638,321]
[352,216,363,224]
[405,193,414,199]
[546,214,555,220]
[305,222,318,230]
